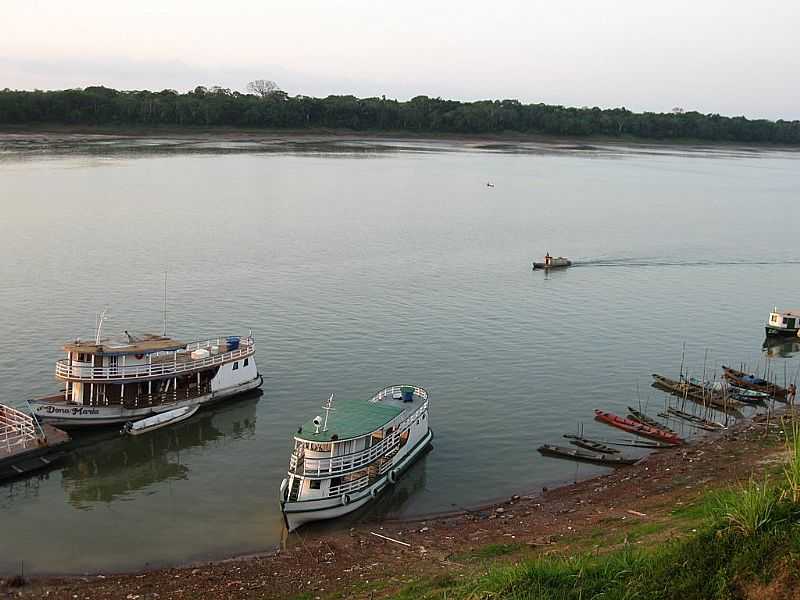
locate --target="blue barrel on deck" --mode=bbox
[227,336,240,351]
[401,386,414,402]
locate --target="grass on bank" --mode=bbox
[391,421,800,600]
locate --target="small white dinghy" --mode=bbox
[122,405,199,436]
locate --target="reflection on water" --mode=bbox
[763,337,800,359]
[287,448,431,542]
[63,395,260,508]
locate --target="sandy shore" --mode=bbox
[3,412,789,600]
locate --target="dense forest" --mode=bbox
[1,84,799,144]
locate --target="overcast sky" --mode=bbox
[2,0,798,119]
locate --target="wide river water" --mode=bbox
[1,135,799,574]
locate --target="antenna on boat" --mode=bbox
[163,271,168,337]
[95,308,108,344]
[322,393,335,432]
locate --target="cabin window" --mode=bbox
[309,479,321,490]
[243,358,249,367]
[233,361,239,370]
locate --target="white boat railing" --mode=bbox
[290,433,401,477]
[328,474,370,497]
[290,403,428,478]
[0,405,39,454]
[370,384,429,403]
[55,337,255,382]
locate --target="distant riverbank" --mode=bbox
[2,86,799,146]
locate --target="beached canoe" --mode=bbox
[722,366,794,401]
[562,435,620,454]
[651,374,744,414]
[538,444,637,466]
[594,409,682,445]
[627,407,675,435]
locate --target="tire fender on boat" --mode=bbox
[388,469,398,484]
[341,494,351,506]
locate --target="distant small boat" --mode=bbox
[486,182,495,188]
[766,308,800,338]
[538,444,637,466]
[122,405,199,435]
[532,253,572,270]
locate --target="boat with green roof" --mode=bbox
[279,384,431,531]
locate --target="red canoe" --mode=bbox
[594,409,682,445]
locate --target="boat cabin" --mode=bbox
[287,389,426,503]
[767,308,800,337]
[53,333,253,409]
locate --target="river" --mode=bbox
[0,134,798,573]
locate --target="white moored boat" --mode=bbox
[31,325,262,428]
[280,384,432,532]
[122,405,199,435]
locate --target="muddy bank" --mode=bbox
[4,414,790,600]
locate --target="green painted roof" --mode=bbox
[296,400,404,442]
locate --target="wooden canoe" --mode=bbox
[664,407,725,431]
[722,366,792,400]
[538,444,637,466]
[627,407,676,435]
[594,409,682,445]
[651,374,744,414]
[562,435,620,454]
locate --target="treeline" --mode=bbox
[1,85,799,144]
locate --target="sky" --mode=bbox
[2,0,799,120]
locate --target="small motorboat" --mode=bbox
[122,405,199,436]
[532,253,571,270]
[538,444,637,466]
[594,409,682,445]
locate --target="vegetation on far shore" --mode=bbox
[383,421,800,600]
[1,83,799,145]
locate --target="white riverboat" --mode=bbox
[280,384,432,532]
[30,329,262,428]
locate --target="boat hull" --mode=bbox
[31,375,262,427]
[532,261,572,270]
[765,325,800,338]
[282,429,433,532]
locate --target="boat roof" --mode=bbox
[772,309,800,315]
[296,399,404,443]
[63,334,185,356]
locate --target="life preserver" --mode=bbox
[342,494,351,506]
[135,353,145,360]
[388,470,398,484]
